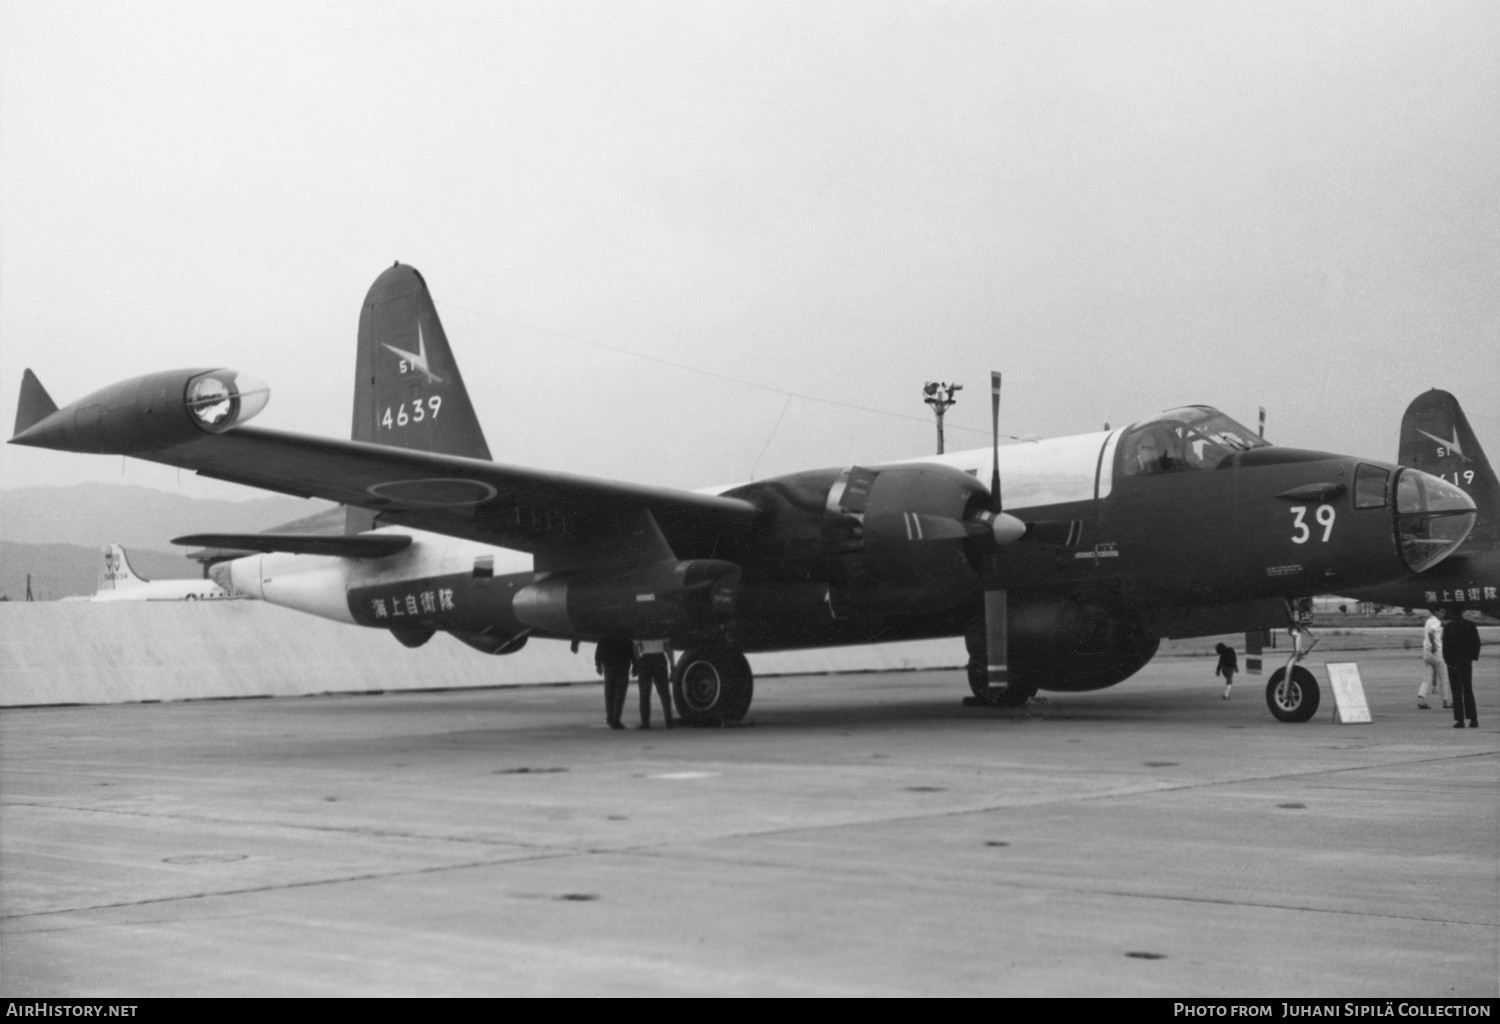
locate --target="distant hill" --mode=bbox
[0,484,335,551]
[1,541,200,601]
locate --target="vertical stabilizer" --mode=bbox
[99,544,147,592]
[1398,389,1498,546]
[349,263,491,535]
[352,263,491,460]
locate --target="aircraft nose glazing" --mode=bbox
[1394,468,1476,572]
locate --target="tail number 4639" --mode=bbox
[382,396,443,429]
[1290,504,1335,544]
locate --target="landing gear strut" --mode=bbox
[962,619,1036,707]
[672,648,754,727]
[1266,624,1321,723]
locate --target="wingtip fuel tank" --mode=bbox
[9,368,269,454]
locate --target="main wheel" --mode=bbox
[1266,665,1320,722]
[965,660,1037,707]
[673,649,753,726]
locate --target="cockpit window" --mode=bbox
[1122,407,1268,476]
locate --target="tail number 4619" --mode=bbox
[1290,504,1335,544]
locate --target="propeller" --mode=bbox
[984,371,1010,695]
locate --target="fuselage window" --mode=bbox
[473,555,494,579]
[1354,464,1389,509]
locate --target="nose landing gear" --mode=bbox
[1266,624,1321,723]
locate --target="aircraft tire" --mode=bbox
[965,660,1037,707]
[1266,665,1320,723]
[673,648,753,727]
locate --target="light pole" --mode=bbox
[923,381,962,454]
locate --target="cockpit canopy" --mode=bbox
[1121,406,1269,476]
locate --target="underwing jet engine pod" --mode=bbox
[8,262,1478,726]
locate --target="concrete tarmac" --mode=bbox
[2,649,1496,997]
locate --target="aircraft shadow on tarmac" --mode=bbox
[259,671,1255,743]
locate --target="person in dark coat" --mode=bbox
[595,639,634,730]
[1214,642,1238,700]
[1441,606,1482,728]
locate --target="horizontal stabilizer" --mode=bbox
[171,532,414,559]
[14,369,59,436]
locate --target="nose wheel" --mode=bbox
[1265,623,1321,722]
[1266,665,1320,722]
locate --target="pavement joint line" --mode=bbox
[0,848,574,922]
[9,821,1489,931]
[611,844,1496,929]
[5,748,1495,855]
[0,798,563,851]
[5,746,1494,925]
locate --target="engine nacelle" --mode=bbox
[1004,590,1161,692]
[10,368,269,454]
[512,559,740,641]
[829,463,988,611]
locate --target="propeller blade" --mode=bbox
[990,370,1002,514]
[984,586,1009,691]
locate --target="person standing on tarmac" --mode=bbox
[1441,606,1482,729]
[595,639,634,730]
[1214,643,1238,700]
[633,639,674,730]
[1417,609,1452,710]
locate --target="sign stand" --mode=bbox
[1325,663,1372,724]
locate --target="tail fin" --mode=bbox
[13,369,58,436]
[98,544,147,592]
[352,263,491,460]
[349,262,492,534]
[1398,389,1498,546]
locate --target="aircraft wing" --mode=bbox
[33,422,761,570]
[169,531,416,559]
[9,360,760,571]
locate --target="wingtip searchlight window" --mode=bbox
[1122,407,1267,477]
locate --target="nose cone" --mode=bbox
[1396,469,1476,572]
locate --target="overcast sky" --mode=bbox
[2,0,1496,502]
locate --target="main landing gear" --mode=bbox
[962,619,1036,708]
[1265,624,1321,723]
[672,648,754,727]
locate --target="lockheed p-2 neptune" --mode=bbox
[10,264,1477,723]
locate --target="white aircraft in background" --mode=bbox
[90,543,236,602]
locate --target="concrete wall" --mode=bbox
[0,603,965,707]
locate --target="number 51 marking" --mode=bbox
[1290,504,1335,544]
